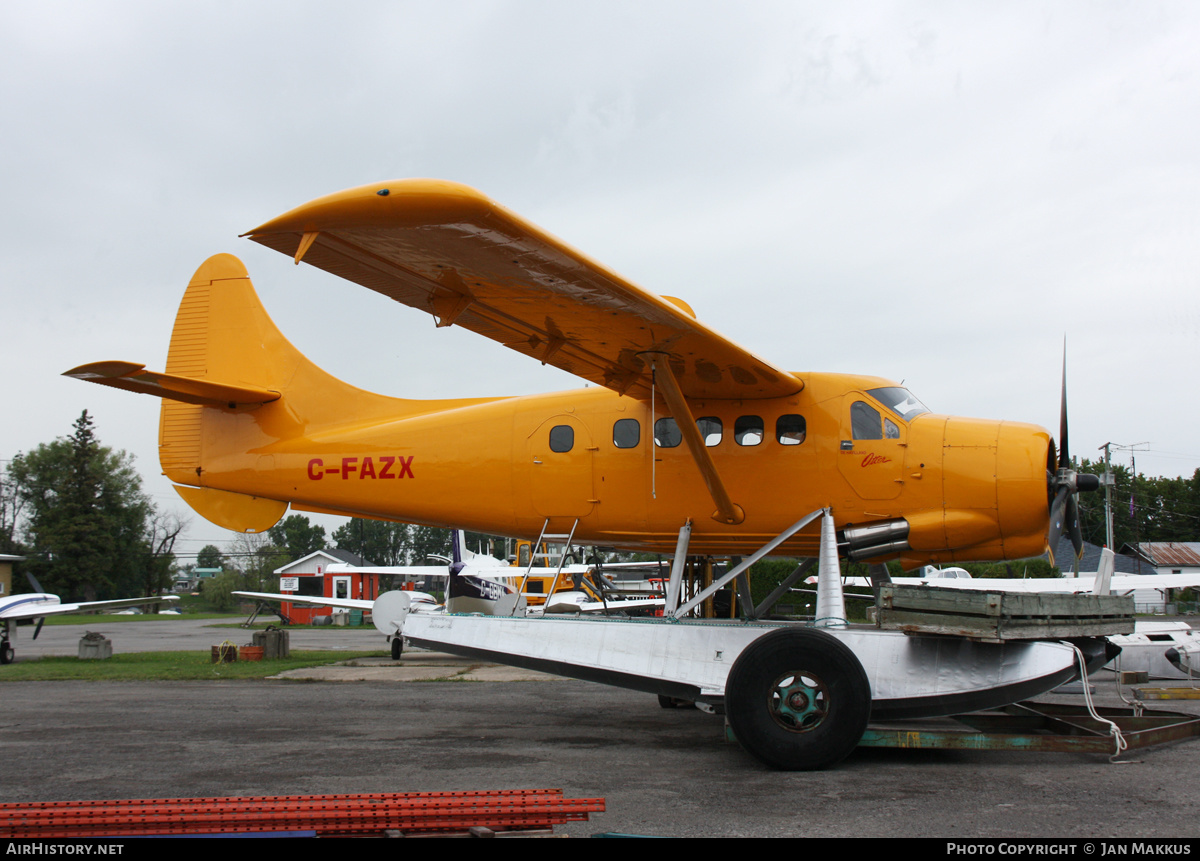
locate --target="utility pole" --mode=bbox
[1097,441,1149,551]
[1098,442,1115,549]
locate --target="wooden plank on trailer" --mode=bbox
[875,584,1134,641]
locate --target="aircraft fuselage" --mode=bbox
[185,371,1051,566]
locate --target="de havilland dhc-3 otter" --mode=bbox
[65,179,1112,769]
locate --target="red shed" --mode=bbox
[269,549,377,624]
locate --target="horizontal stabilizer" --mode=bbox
[62,361,279,408]
[174,485,287,533]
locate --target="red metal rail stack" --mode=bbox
[0,789,605,837]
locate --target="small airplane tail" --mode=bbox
[1090,547,1115,596]
[449,530,467,576]
[64,254,424,532]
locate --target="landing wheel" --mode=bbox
[1,643,13,665]
[390,637,403,661]
[725,628,870,771]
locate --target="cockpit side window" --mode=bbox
[851,401,883,440]
[867,387,929,421]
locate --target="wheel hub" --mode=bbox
[770,672,828,732]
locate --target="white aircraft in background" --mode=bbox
[1,574,179,664]
[818,549,1200,680]
[234,531,513,638]
[1107,621,1200,680]
[825,548,1200,595]
[235,531,665,657]
[1165,639,1200,677]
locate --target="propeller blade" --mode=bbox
[1058,340,1070,468]
[1066,494,1084,560]
[1047,485,1071,565]
[33,618,45,640]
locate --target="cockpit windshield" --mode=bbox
[867,387,929,421]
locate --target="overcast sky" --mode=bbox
[3,1,1198,557]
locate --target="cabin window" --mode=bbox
[735,415,763,446]
[549,425,574,452]
[776,414,806,445]
[697,416,722,446]
[613,418,640,449]
[654,417,682,448]
[884,417,900,439]
[851,401,883,440]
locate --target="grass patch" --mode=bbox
[38,613,379,632]
[0,650,388,681]
[40,613,243,626]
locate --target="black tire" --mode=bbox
[390,637,403,661]
[657,694,678,709]
[725,628,870,771]
[1,643,13,665]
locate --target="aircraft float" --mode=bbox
[65,179,1111,769]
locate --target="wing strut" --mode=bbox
[672,508,827,619]
[642,352,745,525]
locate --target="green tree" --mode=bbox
[408,525,452,564]
[0,459,26,555]
[130,510,187,599]
[332,518,409,565]
[9,411,153,601]
[268,514,326,560]
[197,544,224,570]
[1076,459,1200,548]
[226,530,289,593]
[201,569,244,612]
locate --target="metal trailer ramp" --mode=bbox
[0,789,606,838]
[857,701,1200,755]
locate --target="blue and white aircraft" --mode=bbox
[1,575,178,664]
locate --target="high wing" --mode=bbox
[836,574,1200,594]
[325,564,453,579]
[0,594,179,622]
[232,591,376,611]
[243,179,802,401]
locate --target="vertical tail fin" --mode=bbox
[67,253,425,533]
[1091,547,1115,596]
[450,530,467,576]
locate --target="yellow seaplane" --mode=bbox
[65,180,1104,770]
